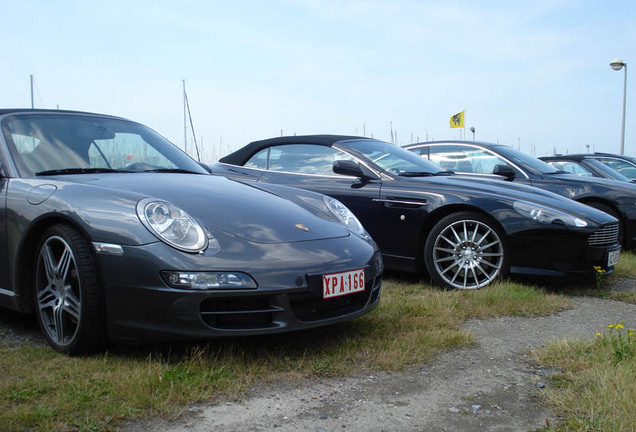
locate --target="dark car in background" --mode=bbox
[0,110,382,355]
[404,141,636,248]
[586,153,636,180]
[539,154,635,183]
[211,135,620,290]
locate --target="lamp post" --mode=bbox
[610,58,627,155]
[470,126,475,140]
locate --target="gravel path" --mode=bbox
[2,283,634,432]
[123,291,636,432]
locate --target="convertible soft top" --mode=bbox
[219,134,365,165]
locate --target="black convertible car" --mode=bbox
[0,110,382,355]
[405,141,636,249]
[212,135,621,290]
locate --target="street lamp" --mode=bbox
[470,126,475,140]
[610,58,627,155]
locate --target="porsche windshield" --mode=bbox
[1,113,207,177]
[343,139,447,175]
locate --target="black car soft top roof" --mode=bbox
[219,134,370,165]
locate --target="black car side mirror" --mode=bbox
[333,160,375,180]
[333,160,364,177]
[493,164,516,181]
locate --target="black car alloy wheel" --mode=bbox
[34,224,104,355]
[425,212,508,290]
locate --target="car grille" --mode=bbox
[588,223,620,247]
[200,296,283,330]
[198,276,382,330]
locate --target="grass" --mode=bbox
[529,251,636,431]
[0,278,570,431]
[604,251,636,304]
[532,324,636,431]
[611,249,636,279]
[548,251,636,305]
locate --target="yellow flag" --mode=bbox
[450,111,465,128]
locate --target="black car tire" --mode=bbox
[33,224,105,355]
[586,202,624,246]
[424,212,509,290]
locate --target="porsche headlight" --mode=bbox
[137,199,208,252]
[323,196,368,237]
[513,201,587,227]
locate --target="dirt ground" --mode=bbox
[120,282,636,432]
[2,282,635,432]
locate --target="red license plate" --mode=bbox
[322,268,365,299]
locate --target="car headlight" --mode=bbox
[323,196,368,237]
[137,199,208,252]
[513,201,587,227]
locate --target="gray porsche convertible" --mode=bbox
[0,109,382,355]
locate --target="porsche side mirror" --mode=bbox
[198,162,212,173]
[493,164,516,181]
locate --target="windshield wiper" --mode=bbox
[433,170,454,176]
[139,168,204,174]
[397,171,435,177]
[36,167,126,176]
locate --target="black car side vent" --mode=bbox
[373,197,427,208]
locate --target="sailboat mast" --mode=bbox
[30,74,34,109]
[183,79,187,154]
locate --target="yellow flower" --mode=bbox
[608,324,616,329]
[596,333,602,337]
[616,324,624,329]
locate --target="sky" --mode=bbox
[2,0,636,162]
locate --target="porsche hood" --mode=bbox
[53,173,351,244]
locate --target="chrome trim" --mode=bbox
[588,223,620,247]
[373,198,427,206]
[218,147,385,180]
[218,161,358,179]
[0,288,15,297]
[92,242,124,256]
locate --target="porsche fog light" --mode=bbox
[137,199,208,252]
[162,271,258,290]
[513,201,587,227]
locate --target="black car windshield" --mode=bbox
[493,145,559,174]
[586,159,632,181]
[343,139,446,175]
[1,113,208,177]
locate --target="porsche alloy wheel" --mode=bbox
[34,224,104,355]
[425,212,507,290]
